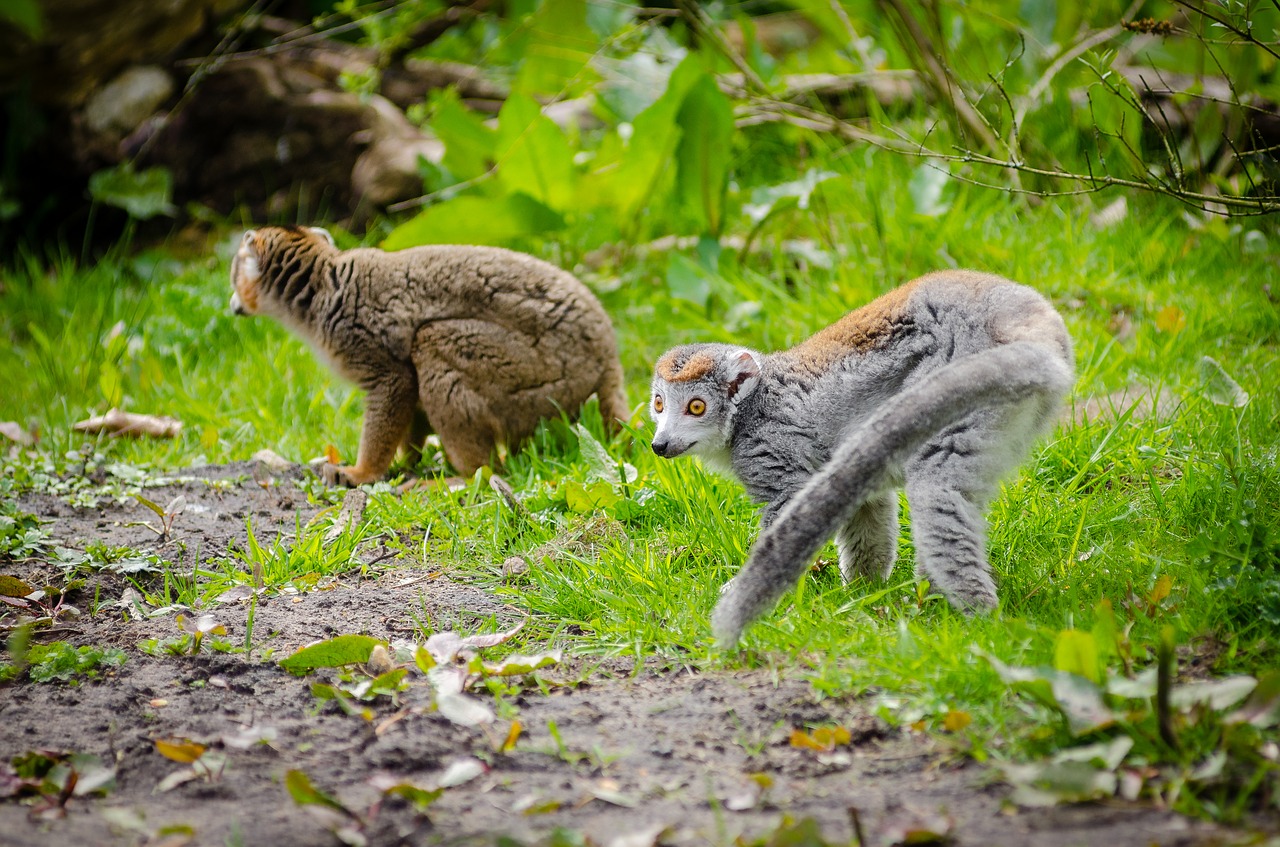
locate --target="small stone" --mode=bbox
[84,66,174,137]
[503,555,530,580]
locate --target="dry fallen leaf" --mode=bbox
[789,725,851,752]
[154,738,205,763]
[0,421,35,445]
[251,448,293,472]
[73,408,182,439]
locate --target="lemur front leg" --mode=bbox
[323,369,418,487]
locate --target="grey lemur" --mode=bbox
[649,270,1074,645]
[230,225,629,485]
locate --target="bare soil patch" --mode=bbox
[0,464,1232,845]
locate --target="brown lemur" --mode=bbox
[649,270,1075,646]
[230,225,630,485]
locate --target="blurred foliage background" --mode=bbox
[0,0,1276,252]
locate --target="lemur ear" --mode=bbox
[308,226,336,246]
[724,349,761,402]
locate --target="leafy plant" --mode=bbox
[22,641,126,684]
[0,749,116,820]
[0,501,48,561]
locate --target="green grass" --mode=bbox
[2,146,1278,821]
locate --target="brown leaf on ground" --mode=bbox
[73,408,183,439]
[0,421,35,445]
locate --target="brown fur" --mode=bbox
[655,351,717,383]
[230,226,629,484]
[785,271,1004,373]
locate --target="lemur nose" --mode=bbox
[651,438,669,457]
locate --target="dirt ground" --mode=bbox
[0,463,1238,846]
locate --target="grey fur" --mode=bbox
[649,271,1074,646]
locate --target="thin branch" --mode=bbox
[738,97,1279,213]
[1172,0,1280,62]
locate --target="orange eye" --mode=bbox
[653,395,664,413]
[688,399,706,416]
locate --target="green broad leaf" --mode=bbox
[908,163,953,217]
[429,89,497,181]
[1169,675,1257,711]
[482,651,562,676]
[361,668,408,699]
[665,252,712,310]
[608,495,648,522]
[674,73,735,235]
[574,423,637,484]
[591,55,704,218]
[1226,670,1280,727]
[1198,356,1250,407]
[279,634,382,676]
[310,683,369,718]
[983,651,1115,735]
[88,164,177,220]
[134,495,166,519]
[382,192,564,250]
[379,780,443,810]
[743,169,838,225]
[98,363,123,407]
[511,0,600,97]
[284,769,353,815]
[1052,736,1134,771]
[0,0,42,39]
[414,645,437,674]
[1106,666,1158,700]
[563,479,620,513]
[1053,629,1102,685]
[497,93,577,211]
[1002,759,1118,807]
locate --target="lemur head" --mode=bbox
[650,343,762,460]
[229,225,337,318]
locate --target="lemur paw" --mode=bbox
[322,463,370,488]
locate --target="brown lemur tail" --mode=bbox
[596,356,632,434]
[710,340,1075,647]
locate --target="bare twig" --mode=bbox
[1173,0,1280,62]
[739,96,1280,214]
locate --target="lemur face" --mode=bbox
[649,380,727,459]
[229,231,261,316]
[650,344,762,462]
[228,227,335,317]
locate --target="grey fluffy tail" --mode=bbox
[710,340,1074,646]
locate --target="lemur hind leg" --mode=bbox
[904,402,1051,612]
[835,492,899,582]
